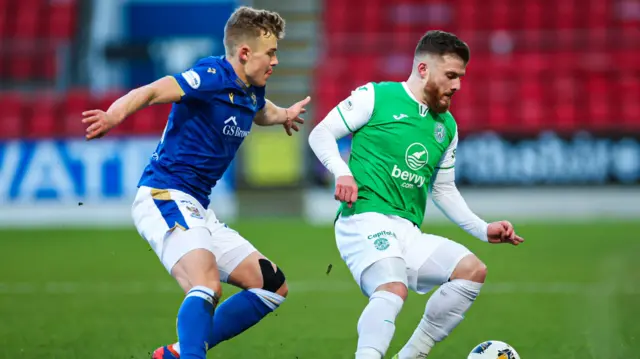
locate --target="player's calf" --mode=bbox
[154,251,289,358]
[356,257,408,359]
[206,253,287,349]
[169,228,222,359]
[398,253,485,359]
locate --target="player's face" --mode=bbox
[244,33,278,87]
[423,54,466,113]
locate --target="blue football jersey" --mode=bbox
[138,56,266,208]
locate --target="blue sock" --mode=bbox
[177,286,218,359]
[207,288,285,348]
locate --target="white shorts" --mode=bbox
[131,186,256,281]
[335,212,472,294]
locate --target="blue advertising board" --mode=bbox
[0,138,237,225]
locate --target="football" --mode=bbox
[467,340,521,359]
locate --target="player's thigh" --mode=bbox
[404,232,473,294]
[202,209,265,285]
[335,212,407,293]
[360,256,409,299]
[169,230,222,294]
[131,186,218,276]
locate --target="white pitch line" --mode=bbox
[0,281,638,295]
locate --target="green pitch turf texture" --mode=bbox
[1,220,639,359]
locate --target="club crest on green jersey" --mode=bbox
[391,143,429,189]
[434,122,446,143]
[405,143,429,171]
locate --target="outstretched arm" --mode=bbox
[430,136,524,245]
[431,168,490,242]
[83,76,183,140]
[253,99,287,125]
[253,97,310,136]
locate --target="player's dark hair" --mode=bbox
[415,30,470,64]
[224,6,286,54]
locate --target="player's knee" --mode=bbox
[450,254,487,283]
[361,257,408,299]
[175,270,223,296]
[200,279,223,298]
[259,258,287,295]
[276,281,289,298]
[375,282,408,301]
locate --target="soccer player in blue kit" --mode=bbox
[81,7,310,359]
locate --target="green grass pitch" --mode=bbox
[1,220,639,359]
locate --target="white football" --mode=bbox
[467,340,520,359]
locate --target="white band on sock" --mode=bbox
[249,288,285,310]
[187,285,216,305]
[370,290,404,309]
[451,279,483,297]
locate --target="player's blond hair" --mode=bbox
[224,6,286,54]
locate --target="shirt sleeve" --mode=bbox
[172,64,222,102]
[307,83,375,178]
[308,120,353,178]
[333,82,375,134]
[430,131,489,242]
[435,130,458,173]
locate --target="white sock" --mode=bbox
[398,279,482,358]
[355,291,404,359]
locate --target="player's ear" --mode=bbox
[238,45,251,63]
[417,62,428,79]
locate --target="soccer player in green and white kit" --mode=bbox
[308,30,524,359]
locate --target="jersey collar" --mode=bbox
[220,56,252,92]
[402,82,429,117]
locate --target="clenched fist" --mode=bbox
[335,175,358,208]
[487,220,524,245]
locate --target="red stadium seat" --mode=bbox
[40,44,58,81]
[155,104,173,133]
[584,75,610,131]
[130,107,157,135]
[0,0,9,39]
[0,0,77,84]
[620,77,640,130]
[47,1,77,40]
[62,89,92,137]
[25,92,59,138]
[8,50,35,81]
[13,0,41,40]
[0,92,25,139]
[315,0,639,137]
